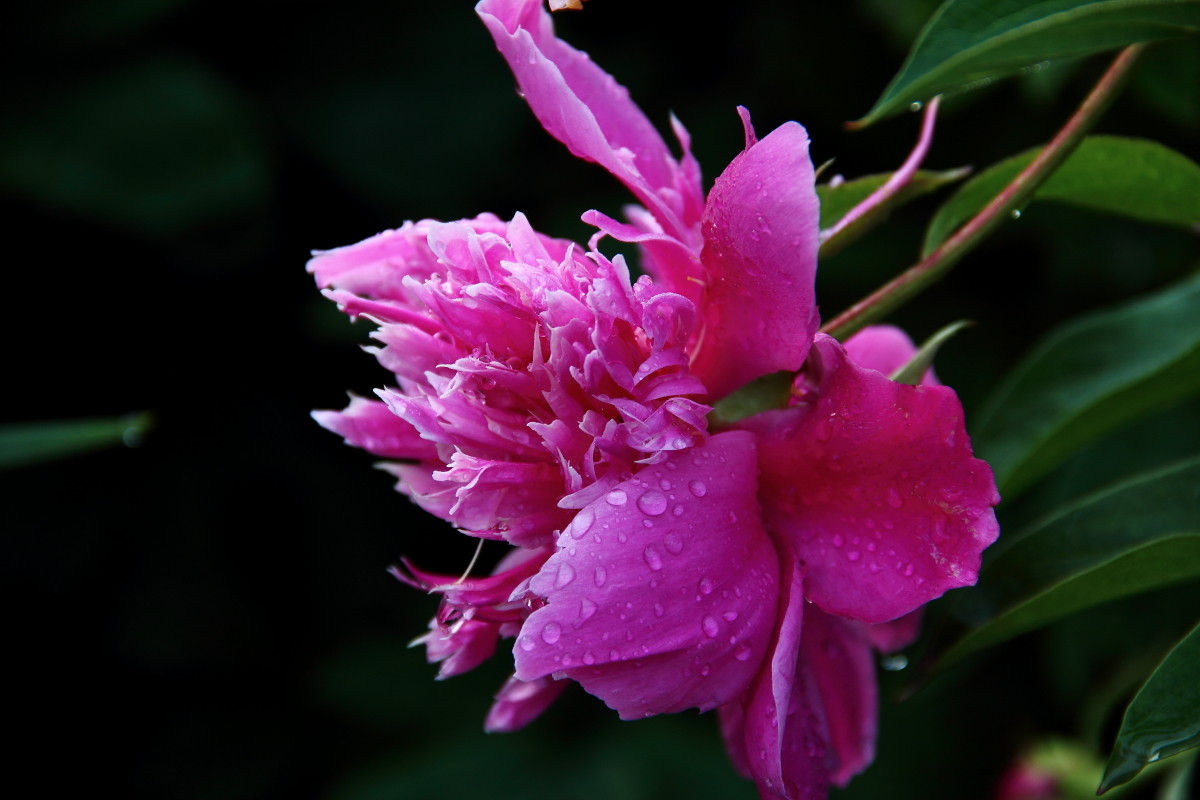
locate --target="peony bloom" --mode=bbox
[310,1,1000,798]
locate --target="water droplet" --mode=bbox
[554,563,576,588]
[699,664,711,676]
[831,533,844,548]
[688,480,707,497]
[642,519,653,528]
[519,636,536,651]
[723,611,739,622]
[570,508,593,539]
[637,489,668,516]
[582,651,596,665]
[672,504,684,517]
[541,622,561,644]
[579,597,597,622]
[643,546,663,571]
[1010,209,1022,220]
[702,615,720,638]
[734,643,753,661]
[606,489,628,506]
[847,550,861,562]
[886,488,904,508]
[663,532,684,555]
[654,602,665,617]
[659,478,673,491]
[903,563,915,577]
[698,576,715,595]
[594,565,608,587]
[617,531,628,543]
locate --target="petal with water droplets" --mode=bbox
[513,431,778,719]
[737,334,999,624]
[692,121,820,399]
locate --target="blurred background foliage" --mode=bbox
[1,1,1196,798]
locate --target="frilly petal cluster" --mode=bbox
[310,1,1000,798]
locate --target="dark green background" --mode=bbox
[2,1,1196,798]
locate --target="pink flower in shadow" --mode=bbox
[310,2,999,797]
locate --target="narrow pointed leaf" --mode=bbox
[973,273,1200,498]
[937,458,1200,671]
[923,136,1200,256]
[0,412,153,470]
[890,320,973,385]
[855,0,1200,127]
[1100,622,1200,793]
[817,168,969,258]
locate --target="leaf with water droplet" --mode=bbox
[0,411,153,470]
[923,136,1200,257]
[854,0,1200,127]
[1100,621,1200,793]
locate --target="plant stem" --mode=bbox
[820,44,1145,342]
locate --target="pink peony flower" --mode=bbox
[310,1,1000,797]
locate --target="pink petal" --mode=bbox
[800,608,877,787]
[418,617,500,679]
[513,431,778,719]
[692,121,820,399]
[738,334,1000,624]
[843,325,936,385]
[861,609,923,654]
[720,552,833,800]
[311,395,439,460]
[484,674,569,733]
[477,0,704,242]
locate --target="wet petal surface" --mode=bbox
[514,431,778,718]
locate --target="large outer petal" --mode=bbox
[513,431,778,719]
[800,609,877,788]
[692,122,820,399]
[736,334,999,624]
[477,0,703,242]
[719,553,832,800]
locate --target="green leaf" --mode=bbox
[0,55,268,241]
[1100,622,1200,792]
[890,319,973,384]
[923,136,1200,256]
[0,412,153,470]
[938,458,1200,671]
[817,168,969,258]
[973,272,1200,498]
[855,0,1200,127]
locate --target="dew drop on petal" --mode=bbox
[593,565,608,587]
[903,563,915,577]
[654,602,665,618]
[886,488,904,508]
[582,651,596,665]
[643,545,663,571]
[554,563,576,588]
[663,532,684,555]
[637,489,668,516]
[672,504,685,517]
[579,597,597,622]
[606,489,628,506]
[702,615,720,638]
[688,480,708,497]
[540,622,561,644]
[831,533,844,548]
[734,643,753,661]
[519,635,536,652]
[881,653,908,671]
[847,551,861,562]
[570,508,594,539]
[723,611,739,622]
[698,576,714,595]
